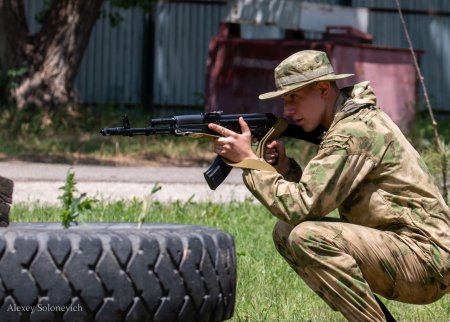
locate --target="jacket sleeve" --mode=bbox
[242,136,377,226]
[282,158,303,182]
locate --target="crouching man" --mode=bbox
[208,50,450,321]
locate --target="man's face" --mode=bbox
[282,84,326,132]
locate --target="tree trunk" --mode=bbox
[0,0,105,108]
[0,0,28,83]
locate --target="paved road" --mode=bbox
[0,161,252,204]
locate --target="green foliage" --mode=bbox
[35,0,53,24]
[109,0,154,10]
[33,0,155,28]
[138,182,162,228]
[410,112,450,202]
[0,104,214,166]
[3,68,27,89]
[102,0,155,27]
[0,67,27,104]
[59,169,97,228]
[100,10,125,27]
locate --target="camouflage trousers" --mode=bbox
[273,219,450,322]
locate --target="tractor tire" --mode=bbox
[0,223,236,322]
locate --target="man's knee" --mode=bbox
[274,221,329,248]
[288,221,337,262]
[273,220,342,265]
[273,221,323,257]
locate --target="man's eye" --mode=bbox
[283,93,299,102]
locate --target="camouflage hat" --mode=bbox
[259,50,354,100]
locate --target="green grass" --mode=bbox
[11,199,450,322]
[0,104,216,166]
[2,105,450,320]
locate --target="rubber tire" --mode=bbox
[0,223,236,322]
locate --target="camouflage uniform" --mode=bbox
[243,81,450,321]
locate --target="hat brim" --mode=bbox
[258,73,354,100]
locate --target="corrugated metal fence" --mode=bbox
[75,4,145,105]
[25,1,229,107]
[354,0,450,112]
[153,2,228,107]
[24,0,450,111]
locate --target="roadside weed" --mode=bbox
[59,168,97,228]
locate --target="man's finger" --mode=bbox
[266,140,277,149]
[239,117,251,135]
[208,123,236,137]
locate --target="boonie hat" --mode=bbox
[259,50,354,100]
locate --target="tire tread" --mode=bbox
[0,223,236,322]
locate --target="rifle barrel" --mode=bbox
[100,126,174,136]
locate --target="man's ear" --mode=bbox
[316,81,331,97]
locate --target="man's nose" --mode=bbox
[283,104,295,118]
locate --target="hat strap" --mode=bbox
[276,65,335,88]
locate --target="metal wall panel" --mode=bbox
[152,0,352,107]
[353,0,450,111]
[152,2,229,106]
[23,0,450,111]
[74,4,145,104]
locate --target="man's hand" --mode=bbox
[208,117,258,163]
[264,139,291,176]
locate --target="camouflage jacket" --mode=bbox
[243,82,450,253]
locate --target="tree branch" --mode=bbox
[395,0,448,203]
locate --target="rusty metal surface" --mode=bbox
[332,44,419,133]
[205,36,324,116]
[205,25,419,133]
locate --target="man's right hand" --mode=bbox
[264,139,291,176]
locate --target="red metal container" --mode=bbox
[205,23,420,134]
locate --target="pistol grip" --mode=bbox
[203,156,233,190]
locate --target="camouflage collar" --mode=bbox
[328,81,377,130]
[333,91,349,116]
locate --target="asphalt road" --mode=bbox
[0,161,252,205]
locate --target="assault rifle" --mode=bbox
[100,112,325,190]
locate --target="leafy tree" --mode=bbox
[0,0,152,109]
